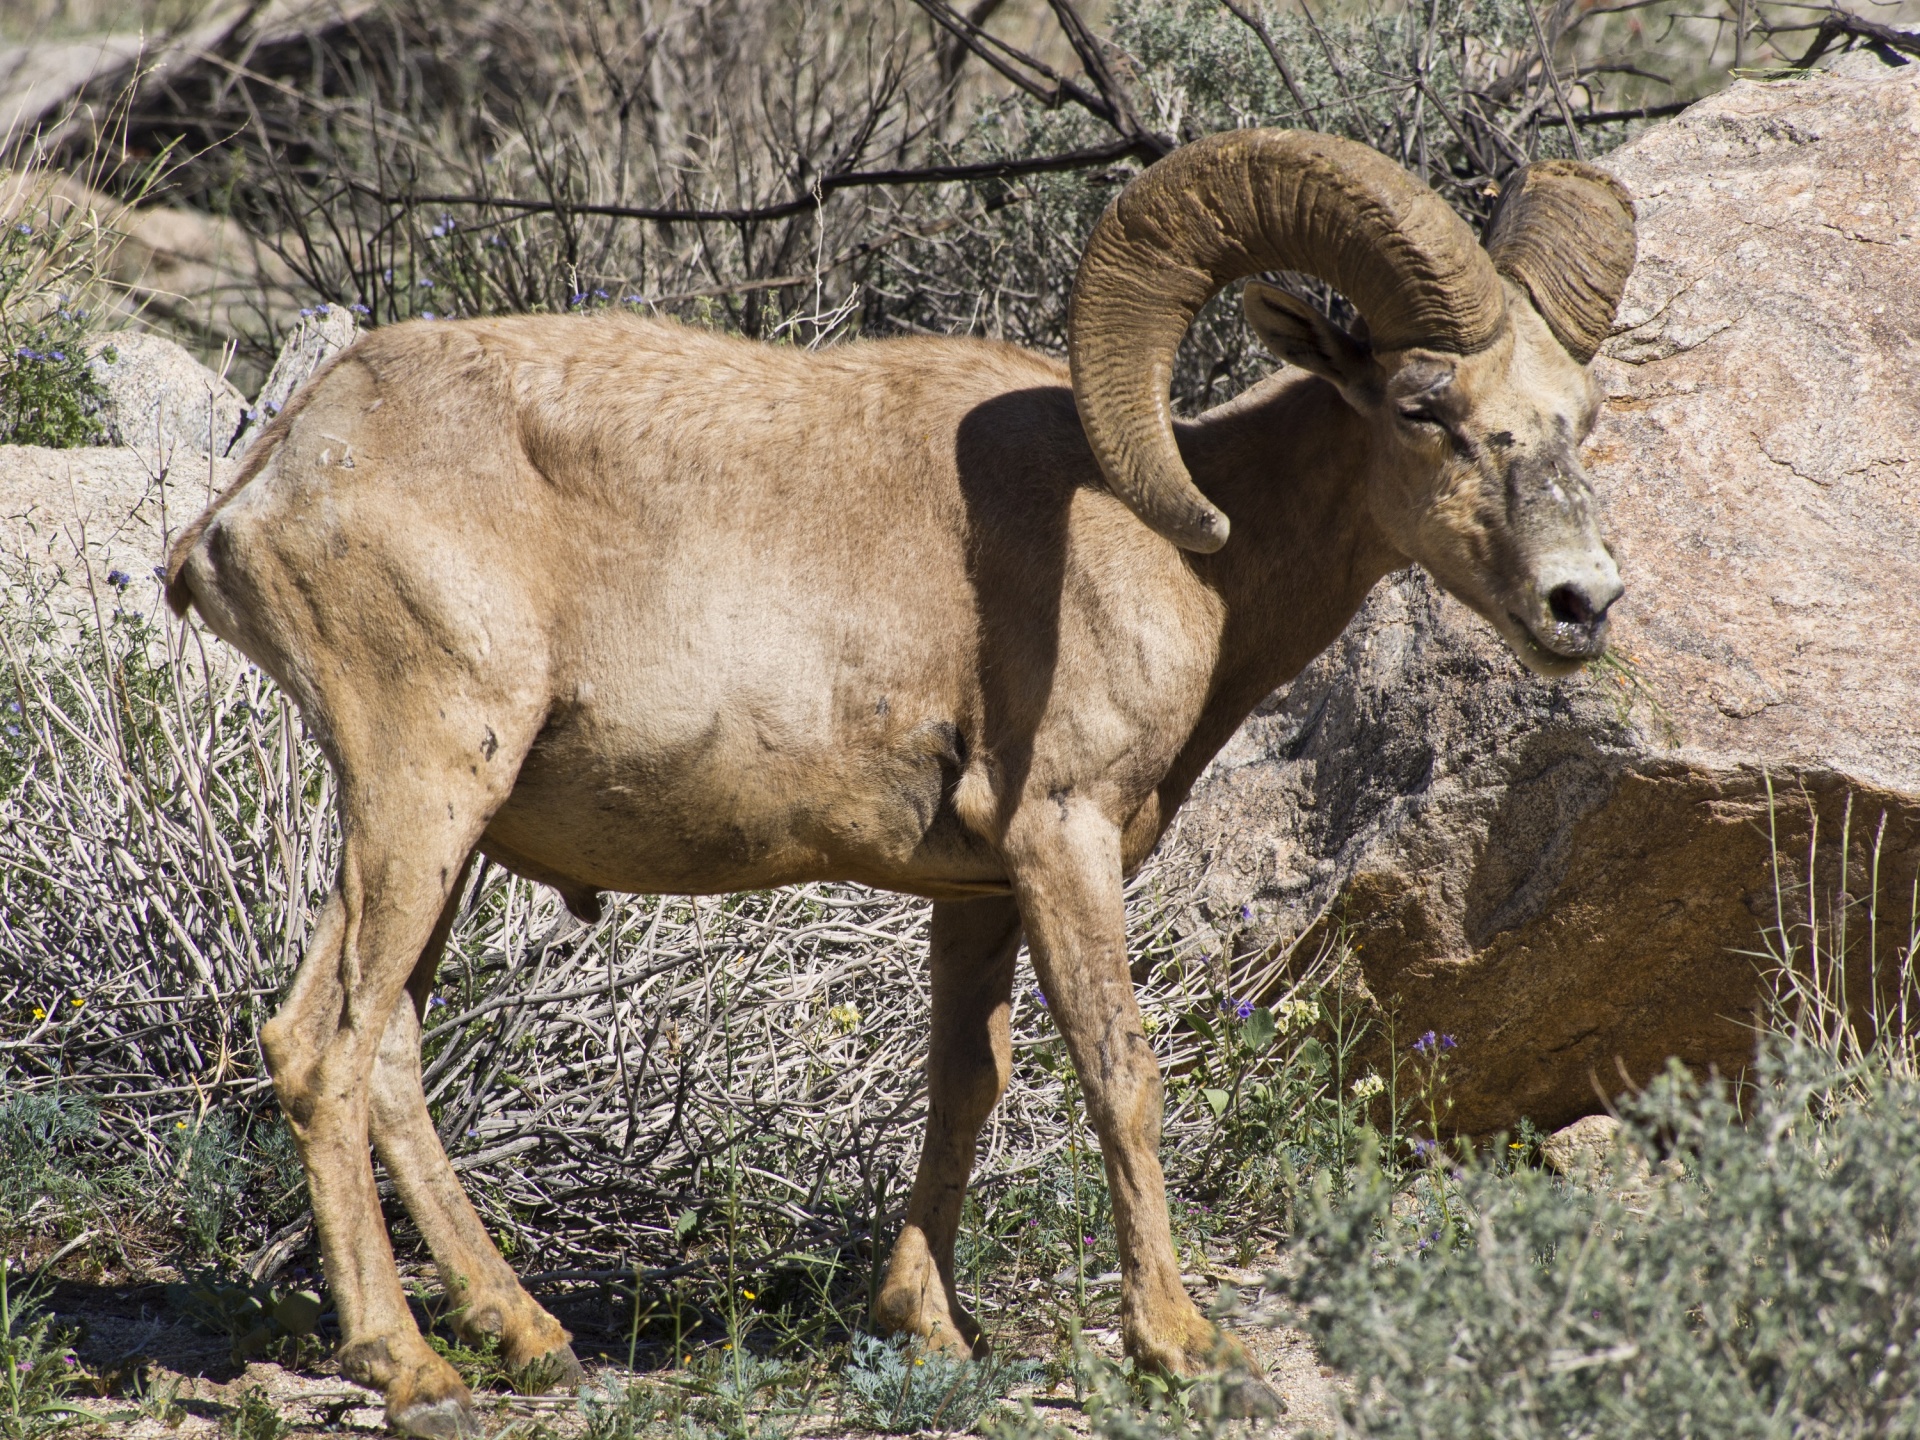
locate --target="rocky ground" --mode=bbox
[47,1264,1342,1438]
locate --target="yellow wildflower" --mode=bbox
[31,1007,44,1020]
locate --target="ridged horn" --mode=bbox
[1485,159,1636,364]
[1069,129,1506,553]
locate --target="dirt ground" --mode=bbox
[47,1262,1342,1438]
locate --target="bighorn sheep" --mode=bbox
[166,132,1635,1436]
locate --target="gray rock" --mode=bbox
[232,304,363,456]
[1539,1114,1626,1180]
[0,441,238,634]
[1165,64,1920,1135]
[88,331,246,459]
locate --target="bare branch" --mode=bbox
[1215,0,1318,128]
[907,0,1171,156]
[1536,98,1695,126]
[1782,6,1920,66]
[351,139,1143,227]
[1526,0,1588,159]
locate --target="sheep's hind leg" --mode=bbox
[262,795,496,1438]
[873,896,1021,1357]
[368,853,584,1393]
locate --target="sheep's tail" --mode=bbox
[165,358,334,617]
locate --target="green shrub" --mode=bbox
[0,1267,98,1440]
[0,325,108,448]
[581,1376,669,1440]
[983,1344,1253,1440]
[166,1270,323,1367]
[0,182,121,447]
[1282,1040,1920,1439]
[842,1332,1040,1434]
[222,1385,289,1440]
[164,1110,245,1257]
[0,1090,98,1232]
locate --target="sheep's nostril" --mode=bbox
[1548,584,1595,628]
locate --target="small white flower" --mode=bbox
[1275,999,1318,1033]
[1351,1073,1385,1101]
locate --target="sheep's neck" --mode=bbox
[1159,370,1404,810]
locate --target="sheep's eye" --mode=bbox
[1398,402,1442,426]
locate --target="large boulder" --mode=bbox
[88,331,247,460]
[1168,62,1920,1135]
[0,442,237,583]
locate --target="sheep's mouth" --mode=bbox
[1504,610,1605,677]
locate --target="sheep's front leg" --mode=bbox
[1005,803,1236,1377]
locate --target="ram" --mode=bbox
[167,131,1634,1436]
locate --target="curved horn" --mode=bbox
[1069,129,1506,553]
[1485,159,1637,364]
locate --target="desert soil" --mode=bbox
[48,1261,1340,1437]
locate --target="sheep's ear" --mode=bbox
[1243,280,1374,390]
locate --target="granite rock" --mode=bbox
[88,330,246,458]
[1167,64,1920,1134]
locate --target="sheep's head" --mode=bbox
[1069,135,1636,677]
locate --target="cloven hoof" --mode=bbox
[389,1396,482,1439]
[515,1343,587,1394]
